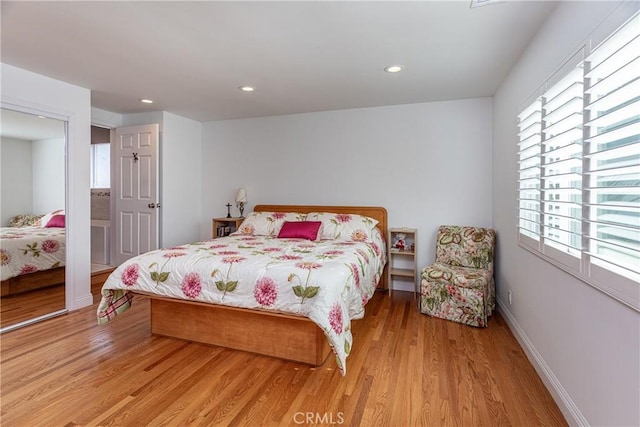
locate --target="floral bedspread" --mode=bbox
[0,227,66,281]
[97,232,386,375]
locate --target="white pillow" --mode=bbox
[306,212,379,242]
[234,211,307,236]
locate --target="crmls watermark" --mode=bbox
[293,412,345,425]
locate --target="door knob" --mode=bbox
[148,203,156,208]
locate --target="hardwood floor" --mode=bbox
[0,283,65,328]
[0,290,566,426]
[0,267,114,328]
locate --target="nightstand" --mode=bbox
[212,217,244,238]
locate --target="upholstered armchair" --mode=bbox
[420,225,496,327]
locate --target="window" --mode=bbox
[91,143,110,188]
[517,13,639,311]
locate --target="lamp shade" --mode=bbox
[235,188,247,203]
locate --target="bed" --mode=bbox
[1,212,66,297]
[97,205,387,374]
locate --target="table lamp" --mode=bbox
[235,188,247,218]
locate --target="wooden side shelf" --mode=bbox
[390,267,416,277]
[388,227,418,299]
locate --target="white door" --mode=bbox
[113,124,159,265]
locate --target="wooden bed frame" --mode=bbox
[1,267,65,297]
[142,204,388,366]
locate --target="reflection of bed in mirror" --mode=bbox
[1,214,66,296]
[0,108,67,330]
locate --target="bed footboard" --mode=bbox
[148,295,331,366]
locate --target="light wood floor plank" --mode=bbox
[0,291,567,426]
[0,267,113,329]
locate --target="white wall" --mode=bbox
[32,137,65,214]
[202,98,494,290]
[121,111,164,128]
[0,137,32,225]
[91,107,123,129]
[492,2,639,426]
[1,136,64,223]
[161,112,202,247]
[2,63,92,311]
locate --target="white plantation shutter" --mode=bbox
[516,12,640,310]
[584,14,640,296]
[517,99,542,244]
[541,63,584,270]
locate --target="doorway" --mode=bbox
[90,125,113,277]
[88,122,160,272]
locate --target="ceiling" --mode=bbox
[0,1,557,123]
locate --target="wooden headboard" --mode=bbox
[253,204,388,290]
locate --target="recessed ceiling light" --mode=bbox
[239,86,256,92]
[37,115,46,119]
[384,65,404,73]
[470,0,505,8]
[140,99,154,104]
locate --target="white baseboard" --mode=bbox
[497,297,588,427]
[72,294,94,310]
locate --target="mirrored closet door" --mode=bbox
[0,108,67,331]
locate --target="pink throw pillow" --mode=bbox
[277,221,322,240]
[45,214,65,228]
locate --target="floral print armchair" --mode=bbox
[420,225,496,327]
